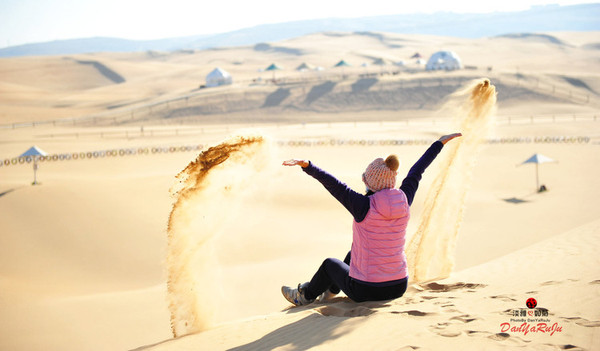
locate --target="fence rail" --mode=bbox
[18,113,597,142]
[1,70,597,130]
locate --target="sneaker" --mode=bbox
[281,282,315,306]
[317,290,338,302]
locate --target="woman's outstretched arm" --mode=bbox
[399,133,461,206]
[283,159,371,222]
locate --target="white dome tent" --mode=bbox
[425,51,462,71]
[205,67,233,87]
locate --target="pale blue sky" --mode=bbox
[0,0,596,48]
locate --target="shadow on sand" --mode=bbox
[0,187,23,199]
[262,88,291,107]
[351,78,378,93]
[227,313,352,351]
[502,197,529,204]
[304,81,337,105]
[226,298,396,350]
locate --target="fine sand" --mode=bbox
[0,31,599,351]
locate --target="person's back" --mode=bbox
[351,188,409,283]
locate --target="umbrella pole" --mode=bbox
[535,162,539,192]
[33,157,38,185]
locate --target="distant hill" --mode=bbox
[1,3,599,57]
[0,36,210,58]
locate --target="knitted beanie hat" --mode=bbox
[362,155,400,192]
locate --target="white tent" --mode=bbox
[20,145,47,185]
[205,67,232,87]
[425,51,462,71]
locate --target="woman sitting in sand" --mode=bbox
[281,132,462,306]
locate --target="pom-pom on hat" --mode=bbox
[362,155,400,192]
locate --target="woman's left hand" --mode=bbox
[438,133,462,145]
[282,159,309,168]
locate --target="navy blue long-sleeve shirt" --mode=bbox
[302,141,444,222]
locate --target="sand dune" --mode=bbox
[0,31,599,350]
[1,31,599,125]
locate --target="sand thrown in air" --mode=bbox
[166,133,271,337]
[165,80,496,336]
[406,79,497,283]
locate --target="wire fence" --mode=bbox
[1,144,203,168]
[0,135,594,169]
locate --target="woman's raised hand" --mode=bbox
[438,133,462,145]
[282,159,309,168]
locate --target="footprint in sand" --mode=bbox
[561,316,600,327]
[438,331,462,337]
[489,294,518,302]
[432,322,449,329]
[556,344,585,350]
[316,305,375,317]
[450,314,478,323]
[489,332,533,345]
[392,310,434,317]
[428,323,461,337]
[466,330,492,337]
[428,314,479,338]
[488,332,511,341]
[421,295,438,300]
[420,282,486,292]
[540,280,561,286]
[541,279,580,286]
[314,300,392,317]
[433,301,455,308]
[402,297,419,304]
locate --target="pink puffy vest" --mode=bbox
[349,188,409,283]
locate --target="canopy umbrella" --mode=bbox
[296,62,314,71]
[372,58,391,66]
[20,145,47,185]
[334,60,351,77]
[518,153,557,192]
[265,63,282,81]
[334,60,351,68]
[372,57,391,74]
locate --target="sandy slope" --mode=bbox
[0,31,599,350]
[138,219,600,351]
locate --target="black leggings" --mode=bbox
[304,251,408,302]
